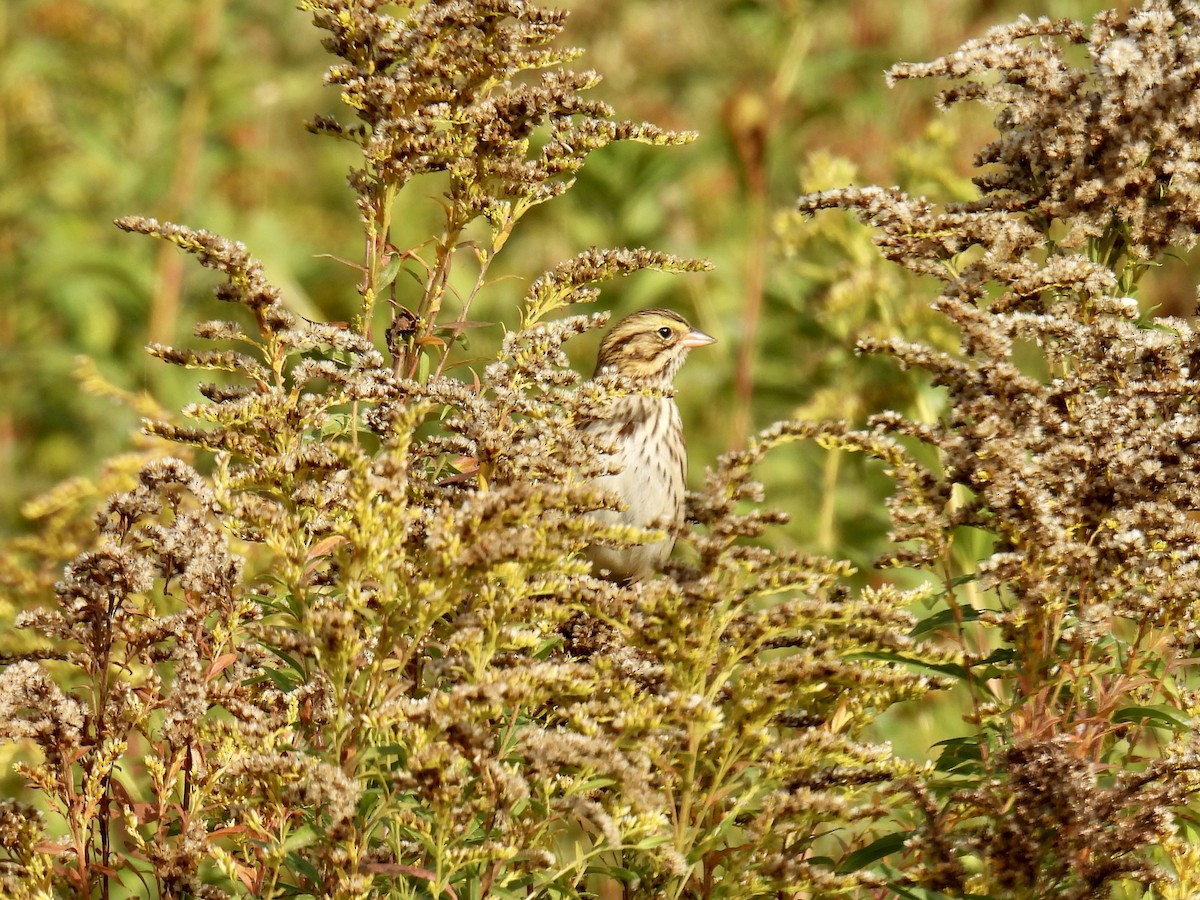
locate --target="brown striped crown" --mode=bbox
[593,309,716,381]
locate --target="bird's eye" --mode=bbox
[656,326,673,340]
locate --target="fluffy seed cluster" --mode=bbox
[890,2,1200,260]
[0,457,351,897]
[800,1,1200,638]
[304,0,694,216]
[901,737,1200,898]
[801,1,1200,894]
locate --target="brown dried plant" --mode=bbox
[799,1,1200,896]
[0,2,938,898]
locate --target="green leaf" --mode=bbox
[283,825,319,852]
[848,651,969,681]
[838,830,910,873]
[378,255,404,292]
[534,635,563,658]
[283,851,321,893]
[1173,806,1200,835]
[264,644,307,676]
[255,666,302,692]
[911,604,982,637]
[942,572,980,591]
[630,833,673,851]
[1112,705,1192,733]
[320,412,353,437]
[590,863,641,882]
[932,736,984,773]
[369,743,410,770]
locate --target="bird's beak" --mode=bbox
[682,328,716,349]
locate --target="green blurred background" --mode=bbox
[2,0,1163,560]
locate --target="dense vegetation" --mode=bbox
[4,0,1200,897]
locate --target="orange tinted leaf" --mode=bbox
[205,652,240,681]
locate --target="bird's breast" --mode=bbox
[603,396,685,526]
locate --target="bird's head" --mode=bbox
[594,309,716,381]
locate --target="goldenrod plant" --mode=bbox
[0,2,940,897]
[801,2,1200,895]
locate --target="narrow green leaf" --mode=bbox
[1112,705,1192,732]
[932,736,984,773]
[838,830,910,873]
[377,255,404,291]
[911,604,982,636]
[849,651,969,681]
